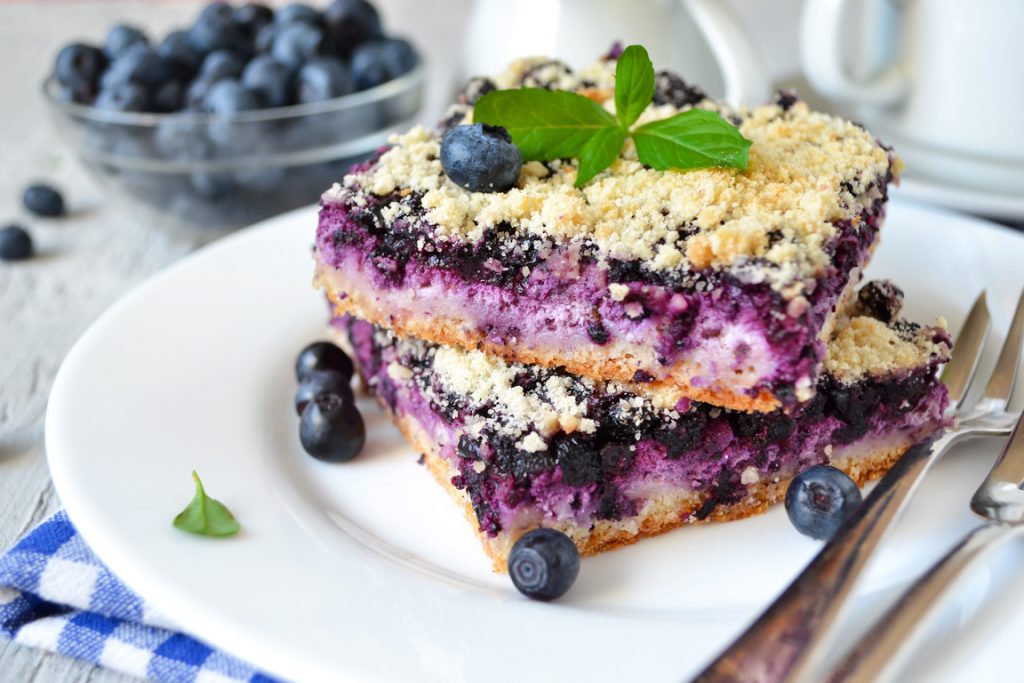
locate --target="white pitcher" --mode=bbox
[800,0,1024,194]
[463,0,768,107]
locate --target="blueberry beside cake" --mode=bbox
[312,48,948,572]
[335,281,949,569]
[315,54,900,412]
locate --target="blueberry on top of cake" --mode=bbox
[337,281,948,569]
[315,52,901,412]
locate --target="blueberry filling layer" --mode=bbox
[338,295,949,539]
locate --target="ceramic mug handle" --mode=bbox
[800,0,908,105]
[683,0,768,106]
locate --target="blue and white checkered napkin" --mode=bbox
[0,511,280,683]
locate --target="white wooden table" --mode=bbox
[0,1,801,679]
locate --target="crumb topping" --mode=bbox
[825,316,949,381]
[334,55,896,292]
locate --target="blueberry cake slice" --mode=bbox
[315,55,901,412]
[336,281,950,570]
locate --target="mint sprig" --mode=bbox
[473,44,751,187]
[172,471,240,537]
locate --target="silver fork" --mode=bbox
[692,290,1024,683]
[827,406,1024,683]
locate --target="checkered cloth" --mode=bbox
[0,511,280,682]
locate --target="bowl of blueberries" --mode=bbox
[45,0,423,240]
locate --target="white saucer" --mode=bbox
[894,177,1024,224]
[44,201,1024,682]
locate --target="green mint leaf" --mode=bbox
[575,127,627,187]
[633,109,752,172]
[614,45,655,129]
[173,471,240,537]
[473,89,618,161]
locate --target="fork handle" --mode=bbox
[827,522,1024,683]
[692,437,947,683]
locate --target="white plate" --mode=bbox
[894,178,1024,225]
[46,201,1024,682]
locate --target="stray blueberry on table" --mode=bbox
[441,124,523,193]
[104,24,148,60]
[300,392,366,462]
[508,528,580,601]
[784,464,862,540]
[0,225,33,261]
[296,56,350,103]
[295,369,354,415]
[295,341,355,382]
[22,184,66,218]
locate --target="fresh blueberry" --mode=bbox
[294,369,354,415]
[158,31,202,73]
[276,3,322,26]
[151,79,185,112]
[508,528,580,601]
[201,79,260,114]
[349,41,393,91]
[254,23,278,54]
[234,3,275,37]
[271,22,324,71]
[299,393,366,462]
[441,124,522,193]
[295,341,355,382]
[241,55,293,108]
[22,184,66,217]
[296,56,350,103]
[198,1,235,24]
[104,24,148,60]
[0,225,33,261]
[188,9,248,57]
[377,37,418,76]
[54,43,107,94]
[190,172,235,199]
[100,44,166,92]
[324,0,382,55]
[96,81,147,111]
[785,464,862,540]
[198,49,245,82]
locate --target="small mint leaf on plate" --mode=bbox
[614,44,655,129]
[633,108,752,172]
[473,89,618,161]
[575,126,627,187]
[173,471,240,537]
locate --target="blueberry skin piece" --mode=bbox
[54,43,107,92]
[295,341,355,382]
[324,0,382,55]
[294,369,354,415]
[241,55,293,108]
[784,464,863,540]
[0,225,33,261]
[271,22,324,71]
[441,124,523,193]
[296,56,350,103]
[299,393,366,462]
[508,528,580,601]
[104,24,148,60]
[22,184,66,217]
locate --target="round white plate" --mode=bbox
[894,178,1024,225]
[46,201,1024,682]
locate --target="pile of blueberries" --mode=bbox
[54,1,418,113]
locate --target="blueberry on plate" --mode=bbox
[271,21,324,71]
[508,528,580,601]
[296,56,350,103]
[22,183,66,217]
[441,124,523,193]
[295,341,355,382]
[0,225,33,261]
[295,369,354,415]
[324,0,382,55]
[104,24,148,60]
[784,464,862,540]
[54,43,107,93]
[241,55,293,108]
[299,392,365,462]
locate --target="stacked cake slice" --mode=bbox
[313,54,950,570]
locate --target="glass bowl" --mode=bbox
[43,65,425,241]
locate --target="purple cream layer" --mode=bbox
[339,313,949,538]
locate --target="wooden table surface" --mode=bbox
[0,0,800,679]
